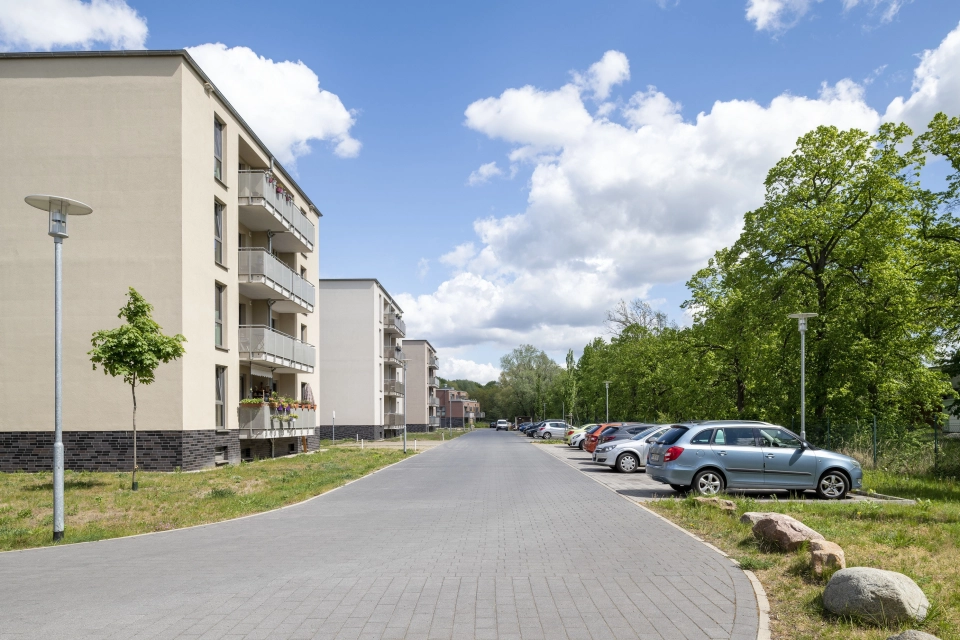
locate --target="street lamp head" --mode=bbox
[25,195,93,239]
[788,313,818,319]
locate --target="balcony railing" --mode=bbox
[383,313,406,336]
[238,171,315,251]
[383,346,404,365]
[384,379,405,396]
[384,413,405,427]
[427,376,438,388]
[239,325,315,372]
[428,416,440,427]
[238,248,315,311]
[428,396,439,406]
[428,355,439,369]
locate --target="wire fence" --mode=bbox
[794,416,956,476]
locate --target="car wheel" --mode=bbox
[816,471,848,500]
[669,484,689,493]
[616,453,639,473]
[691,470,725,496]
[543,433,551,440]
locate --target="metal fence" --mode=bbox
[384,379,405,395]
[238,248,315,308]
[384,313,406,335]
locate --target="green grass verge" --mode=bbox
[646,489,960,640]
[0,448,408,552]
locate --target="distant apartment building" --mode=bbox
[402,340,440,432]
[0,51,321,471]
[437,388,480,428]
[318,280,407,440]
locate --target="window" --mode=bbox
[215,446,227,463]
[301,382,307,402]
[215,366,226,428]
[214,119,223,180]
[301,324,307,342]
[241,447,252,461]
[300,266,307,280]
[238,303,246,326]
[658,427,689,445]
[239,374,246,401]
[690,429,713,445]
[214,202,224,264]
[759,428,802,449]
[288,443,297,454]
[215,284,225,347]
[714,427,757,447]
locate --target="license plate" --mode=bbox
[649,453,661,462]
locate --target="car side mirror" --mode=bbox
[647,437,657,443]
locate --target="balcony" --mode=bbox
[238,248,315,313]
[238,170,315,253]
[239,325,315,373]
[428,396,439,407]
[428,355,439,369]
[427,376,438,388]
[384,413,405,427]
[383,346,404,366]
[239,405,317,440]
[428,416,440,427]
[383,313,406,336]
[384,379,405,397]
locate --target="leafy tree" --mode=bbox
[89,288,186,490]
[498,345,561,419]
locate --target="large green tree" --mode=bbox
[498,345,562,419]
[89,288,186,490]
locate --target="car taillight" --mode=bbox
[663,446,684,462]
[602,435,615,442]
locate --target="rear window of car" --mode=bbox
[588,425,607,434]
[657,427,688,445]
[631,427,658,440]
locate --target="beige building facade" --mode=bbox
[402,340,440,431]
[0,51,321,471]
[317,279,408,441]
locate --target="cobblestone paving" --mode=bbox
[0,430,759,640]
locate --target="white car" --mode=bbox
[495,419,510,431]
[536,421,569,439]
[592,426,670,472]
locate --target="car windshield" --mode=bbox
[631,427,659,441]
[657,427,688,445]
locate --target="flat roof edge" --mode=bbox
[0,49,319,214]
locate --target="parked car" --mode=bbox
[565,424,595,445]
[584,423,653,453]
[646,421,863,499]
[536,421,569,439]
[495,419,510,431]
[570,424,605,450]
[523,422,544,437]
[592,425,671,472]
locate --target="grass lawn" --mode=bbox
[0,447,407,552]
[646,470,960,640]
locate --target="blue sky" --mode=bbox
[3,0,960,381]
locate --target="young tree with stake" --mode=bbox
[89,288,186,490]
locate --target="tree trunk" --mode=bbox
[131,381,138,491]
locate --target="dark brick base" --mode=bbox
[317,425,384,441]
[406,424,430,433]
[0,430,242,473]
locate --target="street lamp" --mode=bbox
[788,313,818,442]
[25,194,93,543]
[604,381,612,423]
[399,348,408,454]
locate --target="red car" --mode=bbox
[584,423,622,453]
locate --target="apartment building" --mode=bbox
[437,388,480,428]
[402,340,440,432]
[318,280,407,440]
[0,51,321,471]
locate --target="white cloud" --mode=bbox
[0,0,147,51]
[467,161,504,186]
[746,0,910,33]
[440,357,501,384]
[400,25,960,354]
[417,258,430,280]
[572,50,630,101]
[186,43,360,165]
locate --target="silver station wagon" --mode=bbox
[646,421,863,499]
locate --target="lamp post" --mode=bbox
[603,381,612,423]
[25,195,93,543]
[788,313,818,442]
[400,352,408,454]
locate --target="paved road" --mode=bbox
[0,430,758,640]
